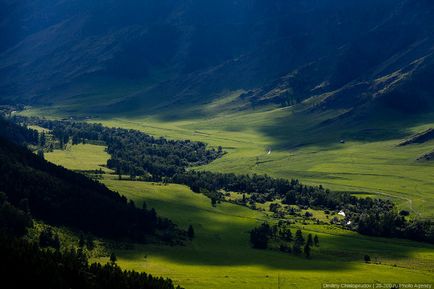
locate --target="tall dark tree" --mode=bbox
[304,244,311,259]
[295,230,305,245]
[250,223,272,249]
[314,235,320,247]
[110,252,117,264]
[281,228,293,242]
[37,149,44,159]
[187,225,195,240]
[39,132,46,147]
[292,242,302,255]
[78,233,85,248]
[364,255,371,263]
[86,235,95,250]
[211,198,217,207]
[39,227,60,250]
[307,234,313,247]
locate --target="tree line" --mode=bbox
[250,221,319,258]
[174,170,433,243]
[0,194,182,289]
[12,116,223,180]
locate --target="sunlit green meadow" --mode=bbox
[77,105,434,218]
[45,143,113,173]
[44,144,434,289]
[97,179,433,289]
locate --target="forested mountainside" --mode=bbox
[1,0,433,114]
[0,117,186,288]
[0,119,183,243]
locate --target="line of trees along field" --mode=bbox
[0,192,182,289]
[174,171,433,243]
[21,117,223,180]
[8,116,434,244]
[250,221,320,259]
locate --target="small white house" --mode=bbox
[338,210,346,217]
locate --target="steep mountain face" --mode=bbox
[0,0,433,114]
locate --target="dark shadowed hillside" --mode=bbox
[0,119,182,243]
[1,0,433,114]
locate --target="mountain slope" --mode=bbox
[1,0,433,115]
[0,119,180,242]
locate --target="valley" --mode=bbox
[41,135,434,289]
[2,1,434,288]
[28,103,434,218]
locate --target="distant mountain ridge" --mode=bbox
[1,0,433,114]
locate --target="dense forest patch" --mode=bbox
[0,194,183,289]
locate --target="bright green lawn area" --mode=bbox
[96,178,434,289]
[45,143,113,172]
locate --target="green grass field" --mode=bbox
[45,143,113,173]
[97,179,433,289]
[44,143,434,289]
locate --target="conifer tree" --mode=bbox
[187,225,195,240]
[304,243,311,258]
[110,252,117,264]
[295,229,305,245]
[307,233,313,247]
[314,235,320,247]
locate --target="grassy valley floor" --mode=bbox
[43,139,434,289]
[88,107,434,218]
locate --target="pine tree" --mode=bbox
[53,234,61,250]
[110,252,117,264]
[364,255,371,263]
[292,242,302,255]
[187,225,195,239]
[37,150,44,159]
[250,223,271,249]
[149,208,157,224]
[314,235,320,247]
[86,235,95,250]
[307,233,313,247]
[78,233,85,248]
[282,228,292,242]
[295,229,304,245]
[304,244,311,258]
[39,132,46,147]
